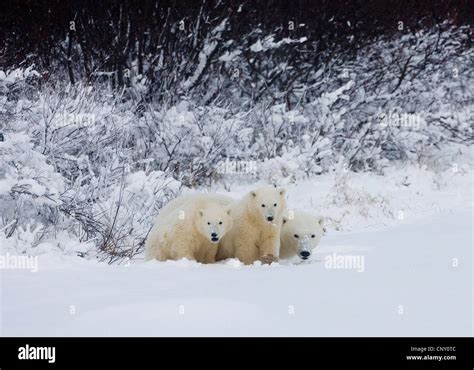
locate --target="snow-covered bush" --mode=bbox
[250,24,473,179]
[141,102,248,187]
[85,170,181,263]
[333,25,473,170]
[0,132,65,238]
[0,76,182,261]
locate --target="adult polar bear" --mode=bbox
[216,186,287,265]
[145,194,234,263]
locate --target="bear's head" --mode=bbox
[281,211,325,260]
[195,205,233,244]
[249,185,286,224]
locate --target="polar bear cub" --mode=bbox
[280,210,325,261]
[145,194,234,263]
[217,186,287,265]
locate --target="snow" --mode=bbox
[218,50,242,62]
[1,166,472,336]
[250,40,264,52]
[250,35,308,53]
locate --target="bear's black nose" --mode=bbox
[266,216,274,221]
[211,232,217,237]
[300,251,310,259]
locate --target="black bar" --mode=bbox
[0,337,472,369]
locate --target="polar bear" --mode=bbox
[145,194,234,263]
[280,210,325,261]
[216,186,287,265]
[158,193,234,216]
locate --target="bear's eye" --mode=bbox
[273,203,277,207]
[207,222,211,225]
[219,221,223,225]
[261,204,265,208]
[294,234,299,238]
[311,234,315,238]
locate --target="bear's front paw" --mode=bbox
[260,254,278,264]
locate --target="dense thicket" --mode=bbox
[1,0,472,105]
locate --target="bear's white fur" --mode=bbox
[145,194,234,263]
[280,210,325,260]
[158,193,234,216]
[216,186,287,265]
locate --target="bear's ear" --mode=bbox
[318,216,325,226]
[278,187,286,196]
[250,190,257,198]
[198,209,204,217]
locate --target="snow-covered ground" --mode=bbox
[1,165,472,336]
